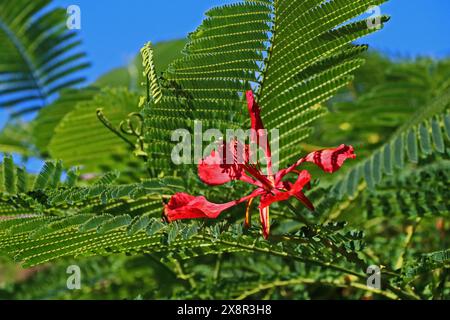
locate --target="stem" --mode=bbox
[394,218,421,270]
[213,253,223,282]
[433,269,448,300]
[172,258,197,289]
[96,108,135,149]
[384,283,421,300]
[236,277,399,300]
[198,235,365,279]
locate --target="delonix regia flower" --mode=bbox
[164,91,356,239]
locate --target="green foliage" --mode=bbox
[140,42,163,104]
[0,0,89,116]
[0,121,35,156]
[47,88,140,171]
[257,0,389,167]
[334,92,450,198]
[142,0,389,170]
[32,88,98,154]
[315,57,450,151]
[401,249,450,284]
[361,161,450,219]
[0,0,448,300]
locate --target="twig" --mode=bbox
[171,258,197,289]
[214,253,223,282]
[395,218,422,270]
[236,277,399,300]
[96,108,135,149]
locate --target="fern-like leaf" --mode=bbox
[141,42,162,104]
[0,0,89,115]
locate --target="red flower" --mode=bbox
[164,91,355,239]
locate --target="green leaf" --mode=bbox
[32,88,98,154]
[406,128,418,163]
[48,88,139,171]
[0,121,35,156]
[2,154,16,193]
[97,215,132,234]
[0,0,89,115]
[16,166,27,193]
[383,142,393,175]
[401,249,450,284]
[419,122,432,155]
[431,117,445,153]
[33,161,56,190]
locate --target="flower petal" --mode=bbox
[260,170,311,208]
[260,190,290,209]
[276,144,356,182]
[304,144,356,173]
[246,90,274,176]
[164,193,238,221]
[246,90,265,132]
[292,191,315,211]
[164,189,265,222]
[198,141,255,186]
[289,170,312,192]
[198,149,240,186]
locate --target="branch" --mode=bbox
[394,218,422,270]
[236,277,399,300]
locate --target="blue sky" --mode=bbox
[51,0,450,84]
